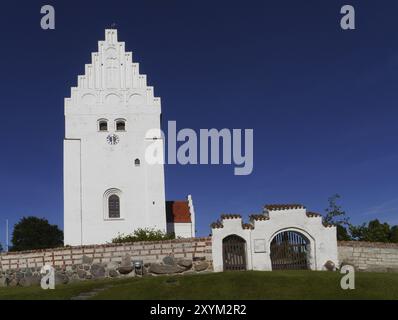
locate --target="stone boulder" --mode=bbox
[55,272,69,285]
[106,261,120,270]
[24,270,33,278]
[109,269,119,277]
[77,269,87,279]
[163,256,176,266]
[149,263,185,275]
[193,257,206,261]
[194,261,209,272]
[177,259,193,269]
[117,266,134,275]
[90,264,106,278]
[121,254,132,267]
[9,278,19,287]
[68,274,81,283]
[0,277,8,287]
[324,260,335,271]
[15,272,24,281]
[19,275,41,287]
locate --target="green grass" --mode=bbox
[0,271,398,300]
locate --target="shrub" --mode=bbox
[111,228,175,243]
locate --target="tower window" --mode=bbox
[134,158,140,167]
[98,120,108,131]
[116,120,126,131]
[103,188,122,220]
[108,194,120,218]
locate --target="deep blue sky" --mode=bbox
[1,0,398,247]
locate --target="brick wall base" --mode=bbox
[0,237,212,287]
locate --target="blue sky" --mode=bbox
[1,0,398,247]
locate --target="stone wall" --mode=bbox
[3,238,398,288]
[0,237,212,287]
[338,241,398,272]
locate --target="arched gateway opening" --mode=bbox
[270,230,310,270]
[222,235,247,271]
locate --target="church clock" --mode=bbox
[107,134,119,145]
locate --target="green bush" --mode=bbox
[111,228,175,243]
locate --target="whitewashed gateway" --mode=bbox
[211,204,338,271]
[64,30,195,245]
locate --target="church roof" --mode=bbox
[65,29,161,111]
[264,204,305,211]
[166,201,192,223]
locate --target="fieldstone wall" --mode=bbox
[0,237,212,287]
[338,241,398,272]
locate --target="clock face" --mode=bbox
[107,134,119,145]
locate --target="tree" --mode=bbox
[350,219,391,242]
[324,194,352,241]
[11,217,63,251]
[336,224,351,241]
[0,243,3,252]
[390,226,398,243]
[349,223,366,241]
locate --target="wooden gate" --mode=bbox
[222,235,247,271]
[270,231,309,270]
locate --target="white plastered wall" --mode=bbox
[211,208,338,272]
[64,29,166,245]
[212,218,252,272]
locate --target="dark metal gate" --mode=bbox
[270,231,309,270]
[222,235,247,271]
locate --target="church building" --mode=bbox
[64,29,195,246]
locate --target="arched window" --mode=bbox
[108,195,120,218]
[103,188,122,220]
[98,120,108,131]
[116,120,126,131]
[134,158,140,166]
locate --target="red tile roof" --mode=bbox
[210,221,223,229]
[264,204,305,211]
[166,201,192,223]
[306,211,322,218]
[221,214,242,220]
[249,214,270,221]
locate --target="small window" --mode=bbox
[99,120,108,131]
[116,120,126,131]
[108,195,120,218]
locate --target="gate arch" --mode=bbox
[222,235,247,271]
[270,230,310,270]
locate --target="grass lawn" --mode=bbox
[0,271,397,300]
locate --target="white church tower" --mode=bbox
[64,29,167,246]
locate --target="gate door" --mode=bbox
[270,231,309,270]
[222,235,247,271]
